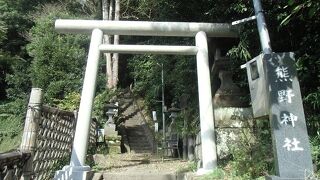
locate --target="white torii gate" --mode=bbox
[54,20,237,179]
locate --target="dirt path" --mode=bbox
[93,153,194,174]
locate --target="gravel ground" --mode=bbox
[93,153,194,174]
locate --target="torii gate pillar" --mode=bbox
[55,29,103,180]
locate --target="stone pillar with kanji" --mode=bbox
[265,52,313,179]
[246,52,314,179]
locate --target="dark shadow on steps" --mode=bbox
[117,108,139,125]
[118,99,134,115]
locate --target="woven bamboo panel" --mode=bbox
[32,106,77,180]
[0,151,31,180]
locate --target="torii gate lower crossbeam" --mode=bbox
[54,20,237,179]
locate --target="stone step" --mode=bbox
[129,144,152,149]
[126,132,145,136]
[125,125,142,128]
[130,149,153,154]
[128,135,148,142]
[125,123,142,127]
[127,139,149,144]
[126,128,144,131]
[128,142,151,148]
[129,143,150,148]
[128,140,150,145]
[121,104,134,111]
[125,117,141,122]
[129,146,152,150]
[127,136,148,140]
[128,142,149,146]
[129,146,151,150]
[102,172,190,180]
[126,124,143,127]
[129,149,152,153]
[125,121,142,125]
[127,135,146,140]
[127,136,147,139]
[126,128,144,132]
[125,119,141,122]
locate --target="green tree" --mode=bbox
[26,4,89,103]
[0,0,54,100]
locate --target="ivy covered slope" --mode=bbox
[0,0,319,178]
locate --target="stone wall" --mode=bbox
[195,107,254,165]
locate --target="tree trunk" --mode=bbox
[109,0,114,21]
[102,0,119,89]
[105,35,113,89]
[112,0,120,88]
[102,0,109,20]
[102,0,113,89]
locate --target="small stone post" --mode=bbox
[20,88,43,180]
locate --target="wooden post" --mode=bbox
[20,88,43,180]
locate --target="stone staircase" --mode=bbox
[118,91,154,154]
[125,122,153,153]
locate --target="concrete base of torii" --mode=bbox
[197,168,215,175]
[54,166,92,180]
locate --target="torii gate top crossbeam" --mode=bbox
[55,20,238,37]
[99,44,198,55]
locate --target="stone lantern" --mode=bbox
[168,106,180,119]
[167,105,180,133]
[166,105,181,157]
[104,102,121,154]
[105,103,118,125]
[208,47,254,161]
